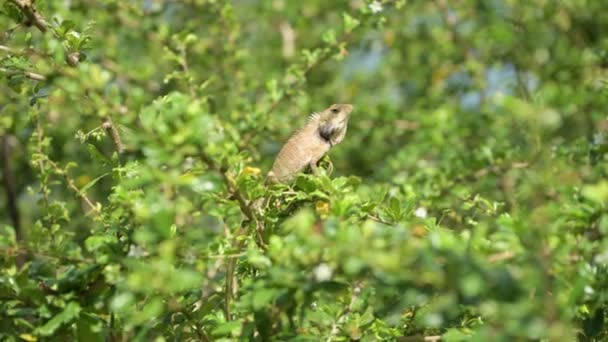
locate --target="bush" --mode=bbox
[1,0,608,340]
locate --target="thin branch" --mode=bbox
[1,245,92,264]
[198,150,265,245]
[471,162,529,180]
[0,44,51,58]
[180,306,212,342]
[224,259,234,321]
[366,214,394,226]
[514,66,532,101]
[44,157,101,215]
[0,45,16,53]
[101,116,125,154]
[200,252,246,259]
[327,281,363,342]
[488,250,516,263]
[8,0,49,33]
[0,67,46,81]
[34,121,50,213]
[177,46,196,97]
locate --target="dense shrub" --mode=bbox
[1,0,608,340]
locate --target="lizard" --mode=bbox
[225,104,353,299]
[266,103,354,184]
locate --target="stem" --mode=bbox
[327,281,363,341]
[44,157,101,215]
[101,116,125,154]
[224,260,234,321]
[1,134,26,267]
[0,67,46,81]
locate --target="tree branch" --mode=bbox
[198,149,267,323]
[198,150,264,240]
[8,0,49,33]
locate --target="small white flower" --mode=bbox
[369,1,383,13]
[593,132,605,145]
[127,245,149,258]
[313,263,333,282]
[414,207,428,218]
[594,250,608,264]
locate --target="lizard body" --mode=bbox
[266,103,353,183]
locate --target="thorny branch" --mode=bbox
[198,148,266,322]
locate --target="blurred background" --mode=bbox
[2,0,608,340]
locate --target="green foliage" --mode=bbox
[1,0,608,340]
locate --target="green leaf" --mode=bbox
[80,172,109,194]
[76,314,105,342]
[342,13,360,33]
[85,234,117,252]
[3,2,23,22]
[252,288,277,310]
[582,181,608,204]
[36,302,81,336]
[322,29,337,45]
[212,321,242,337]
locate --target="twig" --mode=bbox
[44,157,101,215]
[0,67,46,81]
[1,245,92,264]
[488,251,516,263]
[8,0,49,33]
[366,214,394,226]
[514,66,532,101]
[198,150,265,246]
[224,259,234,321]
[101,116,125,154]
[180,306,212,342]
[471,162,528,180]
[34,121,50,213]
[177,46,196,97]
[0,45,16,53]
[327,281,363,342]
[200,252,246,259]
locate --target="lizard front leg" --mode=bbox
[319,155,334,175]
[309,159,320,175]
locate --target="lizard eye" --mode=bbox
[331,108,340,114]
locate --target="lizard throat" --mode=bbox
[318,130,334,147]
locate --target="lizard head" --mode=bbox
[317,103,353,145]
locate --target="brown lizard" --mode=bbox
[266,103,354,183]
